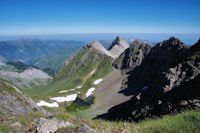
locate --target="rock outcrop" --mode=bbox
[108,36,129,58]
[128,37,189,88]
[36,117,74,133]
[97,37,200,122]
[113,40,152,71]
[0,80,51,116]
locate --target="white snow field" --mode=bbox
[58,90,69,93]
[85,87,95,97]
[50,94,77,103]
[37,100,59,107]
[93,78,103,85]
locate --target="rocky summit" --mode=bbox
[108,36,130,58]
[113,40,152,71]
[84,40,115,58]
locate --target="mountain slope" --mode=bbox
[0,79,50,116]
[97,37,200,122]
[128,37,189,89]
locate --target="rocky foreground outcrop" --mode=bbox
[97,37,200,122]
[0,80,51,116]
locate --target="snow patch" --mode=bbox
[85,87,95,97]
[93,78,103,85]
[50,94,77,103]
[58,90,69,93]
[37,101,59,107]
[76,86,82,89]
[142,86,148,91]
[90,70,96,75]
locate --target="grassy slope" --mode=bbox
[54,109,200,133]
[23,48,113,102]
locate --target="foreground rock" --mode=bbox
[36,117,74,133]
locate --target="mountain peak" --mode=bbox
[108,36,129,50]
[157,36,188,49]
[108,36,129,58]
[83,41,114,58]
[83,40,102,49]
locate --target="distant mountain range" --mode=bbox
[0,38,85,72]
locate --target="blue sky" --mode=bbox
[0,0,200,35]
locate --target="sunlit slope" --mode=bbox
[27,48,113,99]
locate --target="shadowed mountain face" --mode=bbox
[113,40,152,71]
[96,37,200,122]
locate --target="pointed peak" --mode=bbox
[108,36,129,50]
[83,40,102,49]
[83,40,114,58]
[113,36,127,43]
[116,35,124,40]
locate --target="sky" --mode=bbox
[0,0,200,35]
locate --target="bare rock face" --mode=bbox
[128,37,189,87]
[36,117,74,133]
[108,36,129,58]
[113,40,152,71]
[84,41,115,58]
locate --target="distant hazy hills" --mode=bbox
[0,39,85,61]
[0,38,85,73]
[0,57,52,89]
